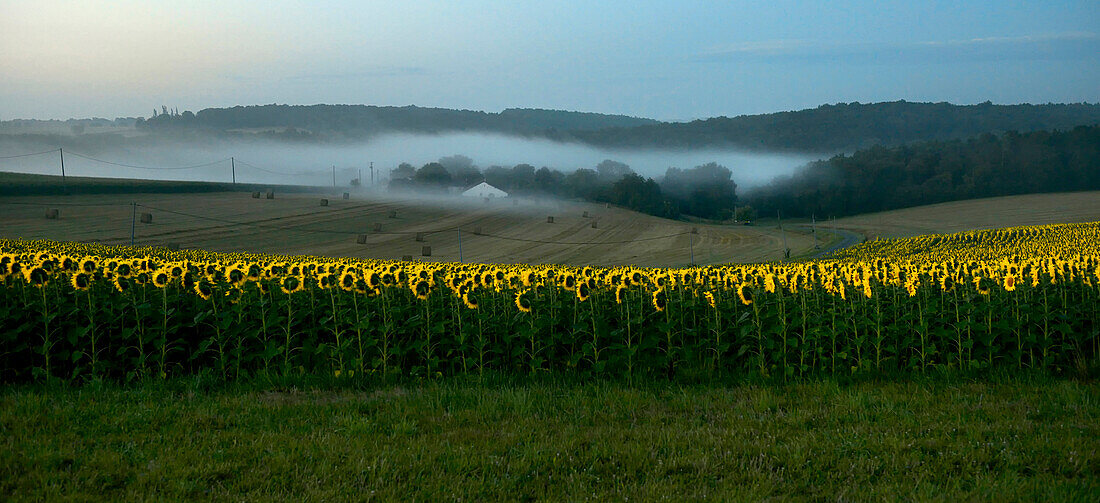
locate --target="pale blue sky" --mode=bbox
[1,0,1097,120]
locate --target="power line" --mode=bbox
[0,148,60,160]
[0,200,131,207]
[63,149,231,169]
[234,159,327,177]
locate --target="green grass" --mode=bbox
[2,375,1098,501]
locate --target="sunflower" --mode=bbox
[116,261,133,278]
[365,269,381,289]
[514,289,533,313]
[246,263,263,280]
[168,263,184,278]
[651,288,667,312]
[462,291,479,310]
[973,276,991,296]
[575,283,590,302]
[112,275,131,293]
[615,284,627,305]
[380,272,396,287]
[226,267,246,285]
[194,279,215,300]
[561,273,576,290]
[704,291,716,309]
[181,271,198,291]
[764,273,776,294]
[223,287,243,304]
[316,273,335,290]
[412,279,431,300]
[1003,275,1017,292]
[24,265,49,286]
[152,269,171,288]
[80,257,98,274]
[339,271,357,292]
[70,272,92,291]
[59,256,76,272]
[281,275,304,294]
[736,283,753,306]
[522,270,537,286]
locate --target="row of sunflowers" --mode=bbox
[1,221,1098,381]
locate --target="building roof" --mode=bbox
[462,182,508,197]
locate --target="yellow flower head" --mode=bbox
[515,289,533,313]
[412,279,431,301]
[651,288,667,312]
[615,284,627,305]
[70,272,92,291]
[737,283,753,306]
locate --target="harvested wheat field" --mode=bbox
[0,189,814,267]
[828,191,1100,239]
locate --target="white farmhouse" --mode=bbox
[462,182,508,198]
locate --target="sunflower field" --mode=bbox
[1,222,1098,382]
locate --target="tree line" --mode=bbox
[134,101,1100,153]
[388,156,738,221]
[746,125,1100,219]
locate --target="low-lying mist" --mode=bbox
[0,132,818,188]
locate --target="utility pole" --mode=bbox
[231,157,236,185]
[130,202,136,246]
[370,162,374,186]
[812,213,818,249]
[358,168,362,188]
[332,165,336,189]
[59,147,66,182]
[457,227,463,263]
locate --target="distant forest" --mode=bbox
[135,101,1100,153]
[136,104,660,138]
[389,156,737,221]
[746,125,1100,219]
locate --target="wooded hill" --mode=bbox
[571,101,1100,153]
[746,125,1100,218]
[137,105,661,138]
[135,101,1100,153]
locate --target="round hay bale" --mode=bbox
[140,213,153,224]
[373,223,383,233]
[546,216,554,224]
[251,192,261,199]
[591,220,598,229]
[356,234,368,244]
[320,199,329,206]
[342,192,350,200]
[421,246,432,257]
[388,210,397,219]
[45,209,59,219]
[415,232,425,242]
[265,191,275,199]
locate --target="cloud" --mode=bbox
[697,32,1100,65]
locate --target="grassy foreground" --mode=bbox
[1,375,1098,502]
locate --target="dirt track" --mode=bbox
[0,190,813,267]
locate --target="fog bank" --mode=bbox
[0,132,817,188]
